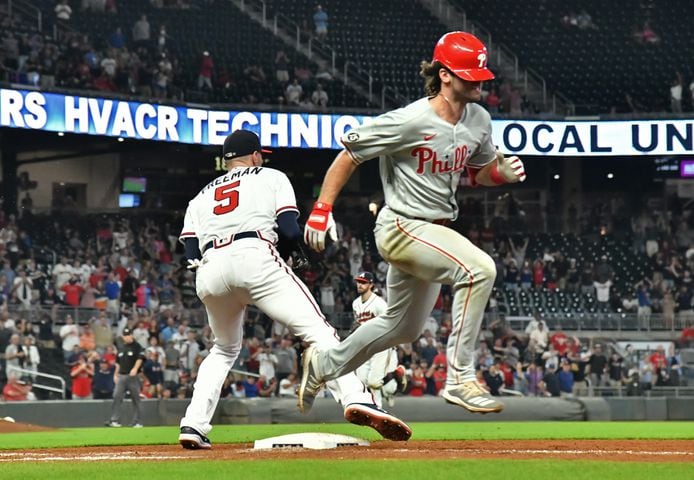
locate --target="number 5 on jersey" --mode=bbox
[213,181,240,215]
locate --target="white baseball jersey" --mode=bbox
[352,292,387,325]
[341,98,496,220]
[179,166,298,249]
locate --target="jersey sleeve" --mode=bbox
[467,107,496,168]
[340,107,413,164]
[178,204,197,243]
[274,172,299,216]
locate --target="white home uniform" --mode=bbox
[315,98,498,388]
[352,292,398,408]
[179,166,373,436]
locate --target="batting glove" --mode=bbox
[186,259,203,270]
[304,202,337,252]
[492,155,526,184]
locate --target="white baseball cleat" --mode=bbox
[297,345,325,414]
[442,380,504,413]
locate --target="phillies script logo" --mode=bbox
[412,145,470,174]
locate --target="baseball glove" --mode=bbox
[289,242,311,273]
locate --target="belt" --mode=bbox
[202,231,259,254]
[414,217,452,227]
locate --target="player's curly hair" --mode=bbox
[420,60,443,96]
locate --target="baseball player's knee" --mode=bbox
[478,254,497,284]
[457,254,496,284]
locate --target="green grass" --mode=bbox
[1,421,692,450]
[2,459,692,480]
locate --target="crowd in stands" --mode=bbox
[0,1,346,109]
[0,188,692,403]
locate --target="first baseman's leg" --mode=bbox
[181,294,244,435]
[251,260,372,406]
[317,266,441,380]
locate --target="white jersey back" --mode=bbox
[179,166,298,249]
[352,292,387,325]
[341,97,496,220]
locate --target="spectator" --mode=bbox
[243,64,266,83]
[485,87,500,113]
[482,362,504,395]
[636,278,653,329]
[59,315,79,362]
[593,278,613,310]
[311,83,329,108]
[109,27,126,49]
[71,353,95,399]
[132,14,151,46]
[255,344,278,382]
[92,358,116,399]
[408,366,426,396]
[273,337,297,392]
[79,324,96,352]
[93,313,113,353]
[61,277,84,306]
[274,50,290,83]
[4,333,25,378]
[2,373,34,401]
[542,363,561,397]
[313,5,328,40]
[278,373,297,397]
[143,351,164,398]
[587,344,608,387]
[197,51,213,90]
[285,78,302,105]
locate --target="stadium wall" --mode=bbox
[1,397,693,428]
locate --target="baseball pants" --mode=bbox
[356,347,398,408]
[316,207,496,385]
[180,239,373,436]
[110,375,142,424]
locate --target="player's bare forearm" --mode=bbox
[316,150,358,204]
[472,160,500,187]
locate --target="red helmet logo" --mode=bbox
[432,31,495,81]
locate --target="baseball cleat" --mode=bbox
[179,426,212,450]
[297,344,325,414]
[442,380,504,413]
[344,403,412,442]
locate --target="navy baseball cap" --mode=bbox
[355,272,375,283]
[222,130,272,161]
[122,327,133,336]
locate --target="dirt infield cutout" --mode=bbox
[1,440,692,463]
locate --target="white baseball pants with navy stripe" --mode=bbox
[180,238,372,435]
[316,207,496,386]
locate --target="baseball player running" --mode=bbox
[177,130,411,449]
[351,271,406,408]
[299,32,526,415]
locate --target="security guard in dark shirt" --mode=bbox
[107,327,145,427]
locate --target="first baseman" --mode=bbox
[300,32,526,415]
[177,130,411,449]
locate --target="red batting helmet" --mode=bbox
[432,31,495,82]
